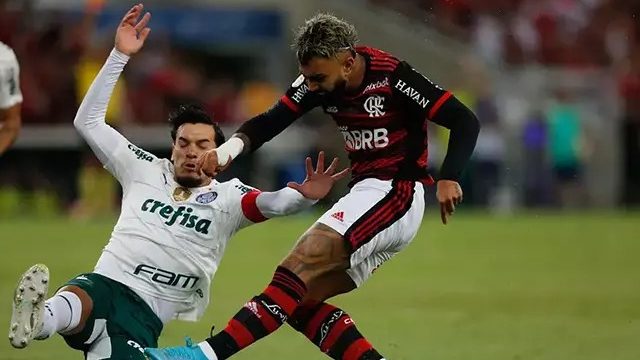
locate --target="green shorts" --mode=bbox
[61,273,163,359]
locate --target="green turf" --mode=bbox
[1,212,639,360]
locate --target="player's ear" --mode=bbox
[342,56,355,76]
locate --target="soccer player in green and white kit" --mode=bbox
[8,4,347,359]
[0,40,22,156]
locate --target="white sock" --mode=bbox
[198,341,218,360]
[36,291,82,339]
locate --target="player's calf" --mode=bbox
[201,224,350,359]
[289,302,385,360]
[282,223,351,283]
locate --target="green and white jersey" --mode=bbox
[93,154,256,322]
[74,49,315,322]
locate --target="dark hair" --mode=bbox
[169,104,225,146]
[293,13,358,65]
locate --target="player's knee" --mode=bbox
[280,223,350,283]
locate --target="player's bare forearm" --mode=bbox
[0,104,21,155]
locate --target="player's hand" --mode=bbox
[287,151,349,200]
[115,3,151,56]
[197,149,232,178]
[436,179,463,225]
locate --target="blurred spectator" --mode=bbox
[473,14,505,66]
[618,48,640,206]
[451,56,506,206]
[522,111,553,207]
[471,96,505,207]
[547,90,587,208]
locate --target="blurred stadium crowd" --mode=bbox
[0,1,280,126]
[374,0,639,67]
[0,0,638,218]
[0,1,289,217]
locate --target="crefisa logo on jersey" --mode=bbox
[127,144,153,162]
[196,191,217,204]
[235,184,255,195]
[140,199,211,234]
[364,95,385,117]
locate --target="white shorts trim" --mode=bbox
[86,324,111,360]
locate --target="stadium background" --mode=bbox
[0,0,638,359]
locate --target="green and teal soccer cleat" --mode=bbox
[145,337,211,360]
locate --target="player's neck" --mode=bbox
[346,54,366,92]
[174,176,212,189]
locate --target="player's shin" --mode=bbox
[203,266,307,359]
[37,291,83,339]
[288,302,385,360]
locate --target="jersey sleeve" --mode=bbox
[73,48,156,186]
[0,48,22,109]
[392,61,480,181]
[225,179,263,230]
[227,178,317,231]
[390,61,452,121]
[279,74,323,115]
[235,74,322,152]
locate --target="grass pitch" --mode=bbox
[1,212,638,360]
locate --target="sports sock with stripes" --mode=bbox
[288,302,384,360]
[205,266,306,359]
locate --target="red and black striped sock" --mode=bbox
[206,266,306,359]
[288,302,384,360]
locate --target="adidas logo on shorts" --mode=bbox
[331,211,344,222]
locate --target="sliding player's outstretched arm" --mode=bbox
[234,151,348,228]
[73,4,151,183]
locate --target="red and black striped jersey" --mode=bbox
[277,46,453,185]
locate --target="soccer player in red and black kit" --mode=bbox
[146,13,479,360]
